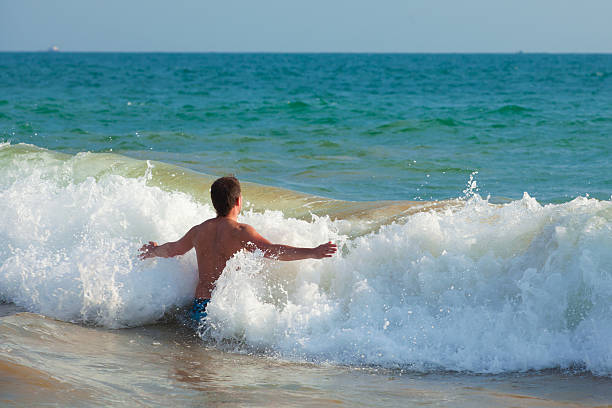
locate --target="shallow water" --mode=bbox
[2,309,612,407]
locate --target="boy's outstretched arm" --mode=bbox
[241,225,337,260]
[139,226,196,259]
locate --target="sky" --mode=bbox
[1,0,611,53]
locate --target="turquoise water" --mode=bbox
[2,53,612,402]
[1,52,611,201]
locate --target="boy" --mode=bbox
[139,176,337,321]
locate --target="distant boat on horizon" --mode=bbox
[47,45,60,52]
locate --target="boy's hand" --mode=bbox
[139,241,158,259]
[312,241,337,259]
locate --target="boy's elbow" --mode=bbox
[176,247,192,257]
[174,242,194,257]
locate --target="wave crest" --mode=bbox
[1,144,611,374]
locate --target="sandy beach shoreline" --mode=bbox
[1,310,611,407]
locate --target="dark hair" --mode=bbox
[211,176,241,216]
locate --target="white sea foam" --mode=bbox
[0,149,202,327]
[1,145,612,374]
[205,193,612,374]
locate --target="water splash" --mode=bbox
[1,145,612,375]
[462,171,479,199]
[203,194,612,374]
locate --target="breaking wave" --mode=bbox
[1,143,611,374]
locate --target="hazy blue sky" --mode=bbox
[1,0,611,52]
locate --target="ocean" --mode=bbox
[1,52,611,406]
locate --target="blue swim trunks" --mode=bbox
[189,298,210,322]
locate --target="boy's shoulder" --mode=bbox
[236,221,257,233]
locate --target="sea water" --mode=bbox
[2,53,611,202]
[1,53,612,406]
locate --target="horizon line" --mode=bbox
[2,50,612,55]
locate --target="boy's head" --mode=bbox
[211,176,241,216]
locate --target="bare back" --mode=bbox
[191,217,251,298]
[139,201,336,299]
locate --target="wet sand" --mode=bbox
[1,309,611,407]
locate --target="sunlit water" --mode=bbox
[1,53,611,202]
[3,308,612,407]
[1,53,611,405]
